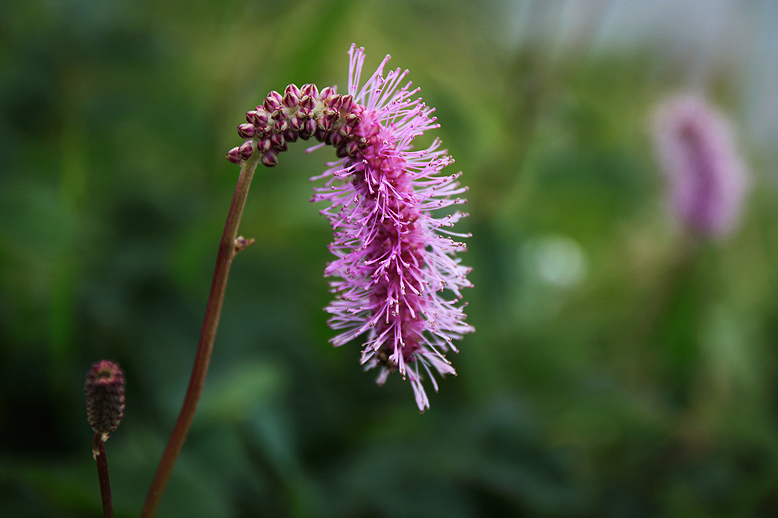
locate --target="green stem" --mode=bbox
[93,433,114,518]
[141,154,260,518]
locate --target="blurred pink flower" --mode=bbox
[653,95,749,238]
[311,46,474,412]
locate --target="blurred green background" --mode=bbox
[2,0,778,516]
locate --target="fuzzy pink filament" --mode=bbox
[310,46,473,411]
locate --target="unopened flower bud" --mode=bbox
[335,141,350,158]
[345,112,361,127]
[284,128,299,143]
[298,96,316,114]
[301,83,319,99]
[301,118,317,140]
[314,127,328,142]
[289,114,304,132]
[261,150,278,167]
[226,147,243,164]
[283,84,301,108]
[270,132,287,151]
[256,138,272,153]
[238,141,254,160]
[329,130,345,148]
[318,86,336,101]
[322,108,339,124]
[237,123,257,139]
[255,123,272,139]
[274,119,289,133]
[344,139,361,157]
[317,116,333,132]
[263,91,284,112]
[85,360,125,436]
[340,94,355,113]
[339,124,354,138]
[248,108,269,126]
[328,94,344,111]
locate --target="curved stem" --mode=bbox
[93,433,113,518]
[141,154,260,518]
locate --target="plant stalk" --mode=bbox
[93,433,114,518]
[141,154,260,518]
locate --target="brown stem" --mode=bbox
[93,433,114,518]
[140,154,260,518]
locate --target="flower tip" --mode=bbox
[348,43,364,57]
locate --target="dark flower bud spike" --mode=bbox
[85,360,125,438]
[85,360,125,518]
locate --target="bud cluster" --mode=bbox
[85,360,125,436]
[226,84,370,167]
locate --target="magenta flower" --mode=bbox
[227,45,473,411]
[653,95,749,238]
[311,46,473,412]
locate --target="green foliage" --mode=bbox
[2,0,778,516]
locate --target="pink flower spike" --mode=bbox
[653,95,750,239]
[311,45,474,412]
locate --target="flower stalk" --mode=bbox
[140,151,260,518]
[85,360,125,518]
[92,433,113,518]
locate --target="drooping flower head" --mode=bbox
[653,95,749,239]
[226,45,473,411]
